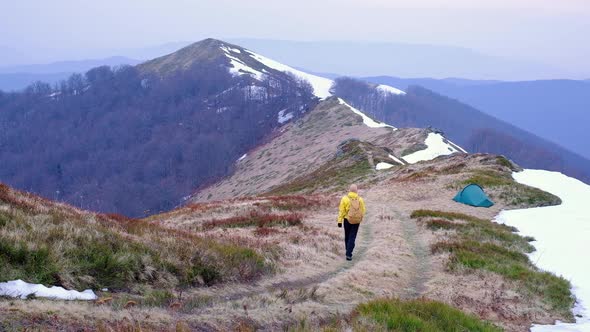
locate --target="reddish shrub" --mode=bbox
[203,211,303,230]
[104,213,136,223]
[0,183,39,212]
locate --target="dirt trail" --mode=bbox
[1,188,437,330]
[194,211,376,304]
[182,191,435,329]
[394,208,432,299]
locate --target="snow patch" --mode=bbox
[448,140,468,153]
[495,170,590,331]
[389,154,405,165]
[402,133,461,164]
[377,84,405,95]
[375,162,395,170]
[338,99,397,130]
[278,109,294,124]
[247,50,334,99]
[220,45,405,101]
[0,280,97,301]
[220,46,264,80]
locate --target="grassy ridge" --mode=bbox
[0,186,270,290]
[269,140,375,195]
[412,209,574,317]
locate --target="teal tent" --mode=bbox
[453,184,494,208]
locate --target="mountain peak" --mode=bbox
[137,38,335,98]
[181,38,240,53]
[137,38,242,75]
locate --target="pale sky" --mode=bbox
[2,0,589,75]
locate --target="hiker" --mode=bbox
[338,184,366,261]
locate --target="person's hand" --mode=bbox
[338,222,342,228]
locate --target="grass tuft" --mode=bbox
[495,156,517,170]
[356,298,501,331]
[411,210,487,223]
[413,209,574,317]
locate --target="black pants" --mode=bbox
[344,218,360,257]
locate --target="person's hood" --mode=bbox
[347,192,359,199]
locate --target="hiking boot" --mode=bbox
[346,256,352,261]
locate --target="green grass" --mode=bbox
[498,185,562,207]
[433,240,573,315]
[356,298,501,331]
[457,170,561,207]
[413,210,574,317]
[411,210,488,223]
[0,198,270,290]
[0,211,9,227]
[288,298,500,332]
[460,170,513,187]
[413,210,533,253]
[495,156,516,170]
[0,240,60,285]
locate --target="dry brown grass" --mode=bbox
[0,184,270,291]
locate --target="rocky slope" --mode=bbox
[191,97,435,202]
[333,77,590,184]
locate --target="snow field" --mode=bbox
[496,169,590,331]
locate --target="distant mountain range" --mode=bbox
[0,39,319,216]
[0,57,141,91]
[363,76,590,159]
[227,39,581,80]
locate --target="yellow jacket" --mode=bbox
[338,192,366,224]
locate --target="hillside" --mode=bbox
[364,76,590,159]
[332,77,590,184]
[0,183,270,290]
[192,97,434,202]
[1,91,574,331]
[4,38,584,221]
[0,39,320,217]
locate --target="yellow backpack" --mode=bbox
[347,197,363,224]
